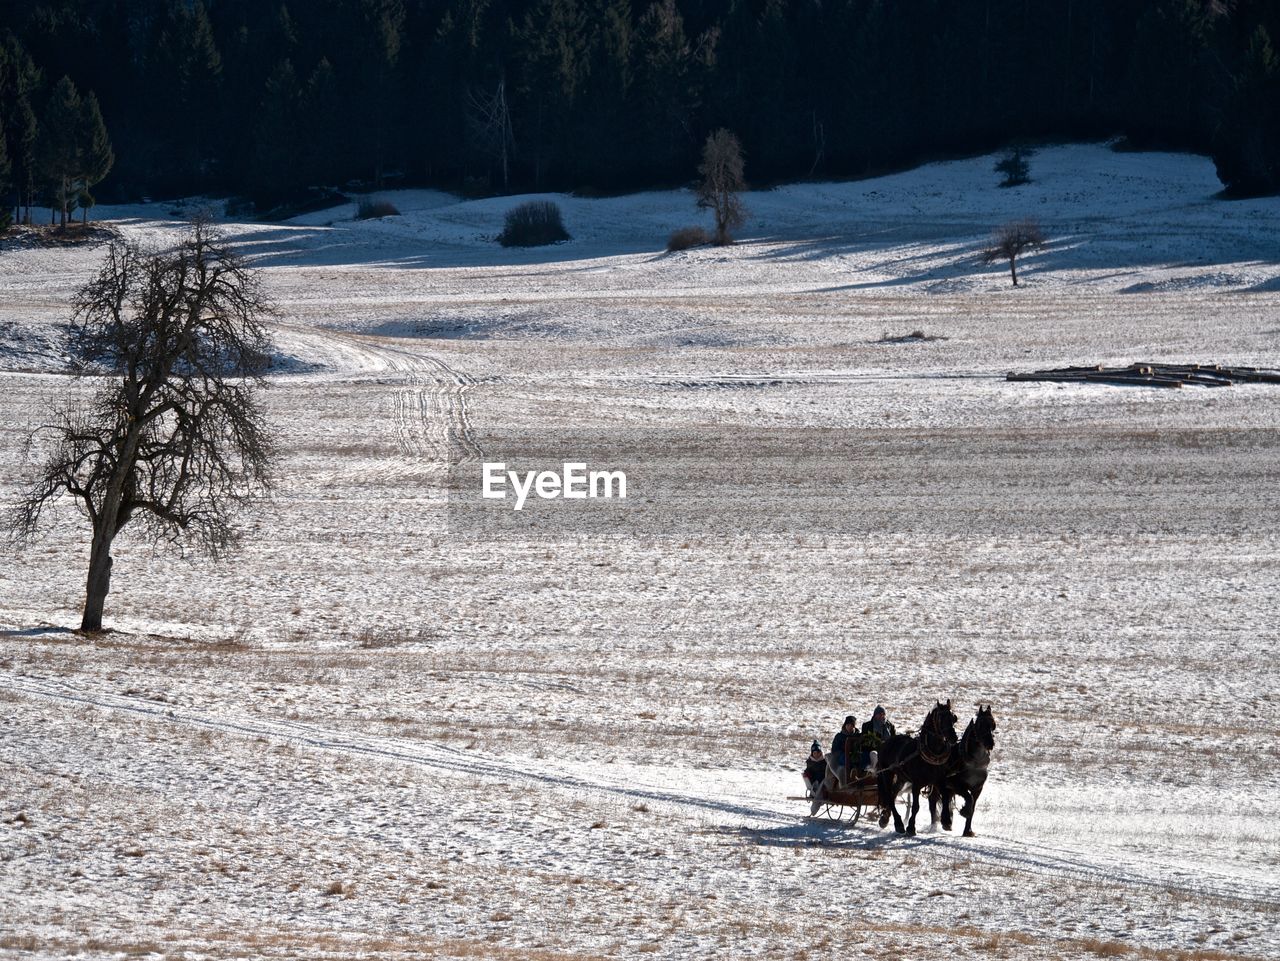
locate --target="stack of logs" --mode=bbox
[1007,363,1280,389]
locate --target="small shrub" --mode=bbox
[497,200,569,247]
[666,225,710,251]
[356,197,401,219]
[994,146,1033,187]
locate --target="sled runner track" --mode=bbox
[3,674,775,824]
[7,673,1279,913]
[275,324,482,468]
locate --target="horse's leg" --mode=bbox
[963,781,985,837]
[939,782,953,832]
[906,784,920,836]
[928,787,939,828]
[878,771,902,831]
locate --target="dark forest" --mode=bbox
[2,0,1280,215]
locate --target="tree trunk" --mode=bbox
[81,529,115,632]
[1009,258,1018,286]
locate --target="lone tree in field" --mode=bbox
[983,219,1045,286]
[7,224,275,632]
[697,128,747,245]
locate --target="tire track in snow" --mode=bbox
[7,672,1278,912]
[273,323,482,469]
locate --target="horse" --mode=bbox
[930,705,997,837]
[876,699,958,836]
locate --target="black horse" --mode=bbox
[876,699,958,836]
[930,705,997,837]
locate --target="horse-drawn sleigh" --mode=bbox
[793,701,997,837]
[794,771,885,825]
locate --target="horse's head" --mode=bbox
[927,699,959,741]
[974,704,997,750]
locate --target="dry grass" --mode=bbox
[666,225,710,251]
[1079,938,1131,957]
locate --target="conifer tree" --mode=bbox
[0,125,11,230]
[0,36,41,224]
[631,0,694,182]
[301,58,341,188]
[1213,26,1280,195]
[78,93,113,222]
[36,75,81,227]
[251,59,301,205]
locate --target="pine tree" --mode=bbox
[145,0,224,191]
[631,0,694,183]
[572,0,631,187]
[300,58,341,188]
[995,146,1032,187]
[36,76,82,228]
[1123,0,1214,151]
[514,0,588,188]
[251,59,301,205]
[0,36,41,225]
[0,123,11,230]
[76,93,113,223]
[346,0,406,186]
[1213,26,1280,196]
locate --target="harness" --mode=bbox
[876,710,956,774]
[916,709,954,766]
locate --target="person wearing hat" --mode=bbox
[860,705,896,772]
[828,715,859,787]
[802,741,827,815]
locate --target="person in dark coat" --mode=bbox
[803,741,827,793]
[860,705,896,771]
[828,715,858,786]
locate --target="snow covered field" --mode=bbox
[2,145,1279,960]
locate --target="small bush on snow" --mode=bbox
[356,197,400,219]
[497,200,570,247]
[666,225,710,251]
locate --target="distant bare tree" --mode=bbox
[6,223,276,632]
[696,128,747,245]
[983,219,1045,286]
[467,76,515,193]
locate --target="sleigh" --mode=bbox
[789,772,904,825]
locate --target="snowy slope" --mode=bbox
[1,144,1279,960]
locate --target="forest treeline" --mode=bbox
[2,0,1279,214]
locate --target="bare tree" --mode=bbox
[983,219,1046,286]
[467,75,515,193]
[696,128,747,246]
[6,224,276,632]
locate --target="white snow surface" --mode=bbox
[1,144,1279,960]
